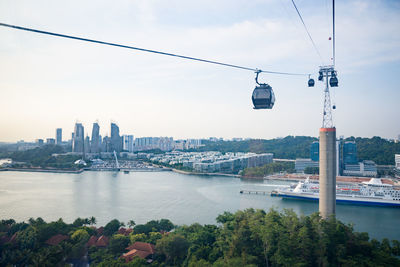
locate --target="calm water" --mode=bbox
[0,171,399,241]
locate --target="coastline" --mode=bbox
[1,168,84,173]
[172,168,240,178]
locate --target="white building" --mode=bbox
[343,160,377,177]
[295,158,319,172]
[395,154,400,170]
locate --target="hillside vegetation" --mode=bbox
[1,209,399,266]
[194,136,400,165]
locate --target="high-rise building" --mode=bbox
[343,141,357,165]
[110,123,122,152]
[310,141,319,161]
[122,135,134,152]
[46,138,55,144]
[36,139,44,145]
[56,128,62,144]
[72,123,84,153]
[91,123,100,153]
[84,136,90,154]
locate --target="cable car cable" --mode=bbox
[332,0,336,66]
[0,22,310,76]
[290,0,324,65]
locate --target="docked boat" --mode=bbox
[271,177,400,207]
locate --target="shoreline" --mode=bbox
[1,168,84,173]
[172,168,240,178]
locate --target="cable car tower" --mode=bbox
[318,66,337,128]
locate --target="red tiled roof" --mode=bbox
[126,242,155,254]
[121,249,151,262]
[86,235,98,247]
[45,234,69,246]
[122,242,155,262]
[96,235,109,247]
[117,227,133,236]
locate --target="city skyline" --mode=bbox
[2,119,400,144]
[1,0,399,142]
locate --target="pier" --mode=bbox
[240,190,269,195]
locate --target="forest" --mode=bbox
[1,209,399,266]
[0,145,83,169]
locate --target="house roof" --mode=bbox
[45,234,69,246]
[126,242,155,254]
[121,249,151,261]
[96,235,109,247]
[117,228,133,236]
[86,235,98,247]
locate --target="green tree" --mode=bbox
[156,234,190,265]
[109,234,130,255]
[104,219,123,236]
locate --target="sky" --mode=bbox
[0,0,399,142]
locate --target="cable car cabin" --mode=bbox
[330,76,338,87]
[252,84,275,109]
[308,78,315,87]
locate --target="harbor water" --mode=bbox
[0,171,398,241]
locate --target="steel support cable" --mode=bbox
[332,0,336,66]
[0,22,310,76]
[290,0,325,65]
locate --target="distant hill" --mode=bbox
[192,136,317,159]
[192,136,400,165]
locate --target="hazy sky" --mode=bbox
[0,0,399,142]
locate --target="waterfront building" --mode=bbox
[91,123,100,153]
[310,141,319,161]
[46,138,55,144]
[343,160,377,177]
[110,123,122,152]
[295,158,319,173]
[192,153,273,174]
[56,128,62,144]
[396,154,400,170]
[343,141,357,165]
[123,135,134,152]
[72,123,84,153]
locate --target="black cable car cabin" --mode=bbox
[252,84,275,109]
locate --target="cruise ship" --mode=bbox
[271,177,400,207]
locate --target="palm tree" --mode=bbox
[128,220,136,229]
[89,216,96,226]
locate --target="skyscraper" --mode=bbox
[110,123,122,152]
[91,122,100,153]
[72,123,84,153]
[56,128,62,144]
[84,136,90,154]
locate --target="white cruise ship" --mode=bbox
[271,177,400,207]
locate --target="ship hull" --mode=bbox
[276,193,400,207]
